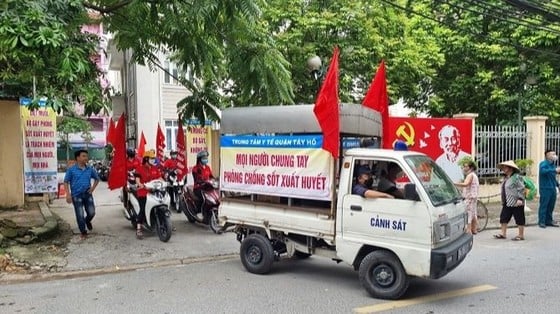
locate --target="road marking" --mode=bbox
[353,284,497,313]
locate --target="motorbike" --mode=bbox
[96,161,109,182]
[179,179,222,234]
[164,169,184,213]
[121,179,173,242]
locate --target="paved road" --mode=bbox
[2,225,560,313]
[49,182,238,271]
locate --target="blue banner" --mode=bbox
[221,135,323,148]
[20,97,47,107]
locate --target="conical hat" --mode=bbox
[497,160,519,171]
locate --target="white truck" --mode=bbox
[218,104,472,299]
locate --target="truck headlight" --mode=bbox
[437,223,450,241]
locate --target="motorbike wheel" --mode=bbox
[156,209,172,242]
[181,198,197,223]
[209,210,222,234]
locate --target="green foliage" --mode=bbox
[262,0,443,105]
[0,0,110,115]
[97,0,295,123]
[457,155,476,168]
[515,158,534,174]
[57,116,92,160]
[408,0,560,125]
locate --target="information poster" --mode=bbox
[20,98,58,194]
[220,135,333,201]
[186,119,212,175]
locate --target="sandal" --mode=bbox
[136,228,144,240]
[512,236,524,241]
[493,234,506,239]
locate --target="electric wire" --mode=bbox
[378,0,560,59]
[447,0,560,37]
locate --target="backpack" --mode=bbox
[522,176,537,201]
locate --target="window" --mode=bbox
[165,120,179,150]
[163,60,192,85]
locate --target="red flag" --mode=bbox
[108,114,127,190]
[106,119,115,145]
[156,123,166,161]
[176,121,187,181]
[313,46,340,159]
[362,60,390,148]
[137,131,146,158]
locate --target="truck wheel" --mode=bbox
[240,234,274,274]
[358,250,409,300]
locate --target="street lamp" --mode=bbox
[518,63,537,127]
[307,55,323,94]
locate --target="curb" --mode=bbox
[29,202,59,240]
[0,253,238,285]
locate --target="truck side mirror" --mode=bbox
[404,183,420,201]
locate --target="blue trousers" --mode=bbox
[538,188,557,225]
[71,193,96,234]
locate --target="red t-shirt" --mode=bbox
[126,157,141,183]
[163,158,178,170]
[126,157,141,171]
[192,164,213,189]
[135,164,162,197]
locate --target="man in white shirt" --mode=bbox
[435,125,470,182]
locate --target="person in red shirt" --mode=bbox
[134,150,162,239]
[122,148,141,206]
[162,150,179,174]
[192,150,215,210]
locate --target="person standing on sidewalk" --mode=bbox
[454,160,479,234]
[538,149,560,228]
[64,149,100,240]
[494,161,526,241]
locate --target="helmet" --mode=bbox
[143,150,156,159]
[197,151,209,159]
[126,148,136,158]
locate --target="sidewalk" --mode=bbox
[1,182,239,282]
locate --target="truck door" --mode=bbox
[341,159,432,248]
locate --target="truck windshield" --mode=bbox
[404,155,462,206]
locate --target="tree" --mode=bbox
[0,0,110,115]
[57,116,92,161]
[405,0,560,125]
[262,0,444,106]
[86,0,295,123]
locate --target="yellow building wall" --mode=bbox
[0,100,25,208]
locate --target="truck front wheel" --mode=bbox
[240,234,274,274]
[358,250,409,300]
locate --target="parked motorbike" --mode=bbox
[179,179,222,234]
[96,161,109,182]
[164,169,183,213]
[121,179,173,242]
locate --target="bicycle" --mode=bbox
[476,199,489,232]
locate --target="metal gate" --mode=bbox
[475,125,527,176]
[545,126,560,155]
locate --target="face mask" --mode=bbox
[550,155,558,162]
[365,178,374,187]
[149,158,156,165]
[171,154,177,159]
[201,158,208,165]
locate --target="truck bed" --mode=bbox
[220,196,336,241]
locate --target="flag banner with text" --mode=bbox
[186,120,212,175]
[220,135,333,201]
[20,98,58,194]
